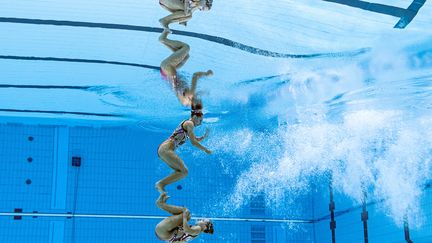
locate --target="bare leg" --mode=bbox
[159,11,193,29]
[156,193,186,215]
[159,0,185,12]
[159,30,190,80]
[156,145,189,194]
[155,213,184,240]
[159,30,190,69]
[176,54,190,69]
[159,29,190,53]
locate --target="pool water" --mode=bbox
[0,0,431,242]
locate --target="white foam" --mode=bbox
[223,109,432,226]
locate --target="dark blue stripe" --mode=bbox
[323,0,405,17]
[171,29,369,58]
[236,74,285,85]
[0,84,92,89]
[322,0,426,28]
[0,17,369,59]
[0,108,123,117]
[394,0,427,28]
[0,55,159,70]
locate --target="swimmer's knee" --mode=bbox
[156,198,162,206]
[184,44,190,52]
[182,166,189,175]
[155,223,165,234]
[177,166,188,177]
[156,199,166,208]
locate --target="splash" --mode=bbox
[225,110,431,226]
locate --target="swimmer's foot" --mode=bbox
[156,192,170,205]
[155,181,167,194]
[162,193,170,203]
[156,193,168,208]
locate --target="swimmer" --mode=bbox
[159,0,213,29]
[155,193,214,242]
[155,101,211,194]
[159,29,213,106]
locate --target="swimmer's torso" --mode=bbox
[169,120,189,148]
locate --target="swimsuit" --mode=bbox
[169,120,188,149]
[160,69,168,80]
[155,226,198,242]
[160,68,188,99]
[168,226,198,242]
[157,120,189,157]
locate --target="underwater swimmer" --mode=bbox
[159,29,213,106]
[155,100,211,194]
[155,193,214,242]
[159,0,213,29]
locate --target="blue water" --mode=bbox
[1,0,432,242]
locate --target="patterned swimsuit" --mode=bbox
[160,69,189,103]
[169,120,189,149]
[168,226,198,242]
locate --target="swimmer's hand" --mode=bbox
[203,128,210,139]
[206,70,213,76]
[184,0,193,14]
[196,128,209,142]
[204,148,212,154]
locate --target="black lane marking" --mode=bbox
[0,109,123,117]
[394,0,427,28]
[0,84,92,89]
[0,55,159,70]
[0,17,369,58]
[322,0,426,28]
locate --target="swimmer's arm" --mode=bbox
[190,70,213,95]
[184,0,192,14]
[196,128,209,142]
[190,72,206,96]
[184,121,212,154]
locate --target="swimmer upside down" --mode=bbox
[159,28,213,107]
[159,0,213,29]
[155,193,214,242]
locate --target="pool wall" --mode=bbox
[0,123,430,242]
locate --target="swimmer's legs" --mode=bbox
[159,11,193,29]
[155,149,189,194]
[159,0,184,13]
[155,194,190,239]
[159,29,190,53]
[156,193,186,215]
[159,30,190,75]
[154,190,191,239]
[155,213,184,239]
